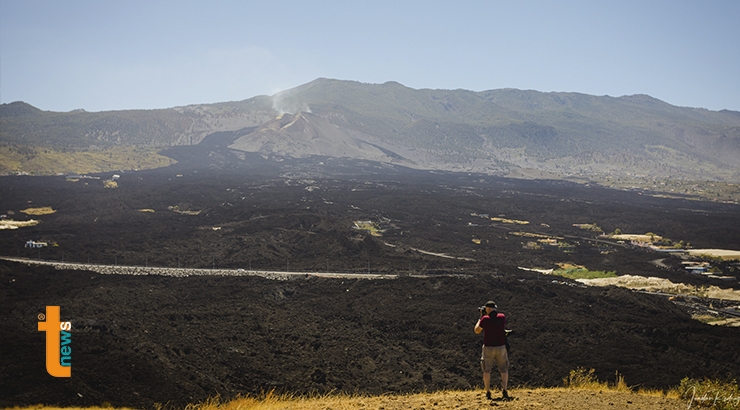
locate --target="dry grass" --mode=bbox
[563,368,630,392]
[578,275,740,301]
[491,217,529,225]
[609,233,663,242]
[20,207,56,215]
[4,407,136,410]
[7,370,708,410]
[7,387,685,410]
[174,387,681,410]
[0,219,40,230]
[687,249,740,261]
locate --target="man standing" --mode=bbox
[474,300,509,400]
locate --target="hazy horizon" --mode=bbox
[1,1,739,112]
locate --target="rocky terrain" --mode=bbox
[3,256,739,408]
[2,146,740,408]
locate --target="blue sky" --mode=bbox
[1,0,739,112]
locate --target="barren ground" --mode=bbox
[2,141,739,408]
[188,389,688,410]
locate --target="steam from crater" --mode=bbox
[271,91,311,115]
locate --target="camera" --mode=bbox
[478,306,486,313]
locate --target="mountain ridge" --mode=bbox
[2,78,740,183]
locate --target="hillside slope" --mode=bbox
[2,79,740,181]
[273,79,740,177]
[229,111,412,165]
[3,260,737,408]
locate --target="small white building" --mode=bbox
[25,240,48,248]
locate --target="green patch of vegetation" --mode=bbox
[353,220,383,236]
[0,145,175,175]
[677,378,740,409]
[554,264,617,279]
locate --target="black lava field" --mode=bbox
[2,141,740,408]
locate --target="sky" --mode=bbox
[1,0,739,113]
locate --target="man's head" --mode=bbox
[484,300,497,314]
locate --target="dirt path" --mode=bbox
[0,256,399,280]
[409,247,477,261]
[651,258,670,269]
[230,389,686,410]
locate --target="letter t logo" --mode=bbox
[38,306,71,377]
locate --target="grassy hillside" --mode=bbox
[0,98,274,174]
[0,145,175,175]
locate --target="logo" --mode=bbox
[37,306,72,377]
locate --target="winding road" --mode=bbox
[1,257,399,280]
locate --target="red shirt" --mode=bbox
[480,312,506,347]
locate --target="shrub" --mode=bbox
[563,368,601,389]
[563,368,629,392]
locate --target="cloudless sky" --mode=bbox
[1,0,739,112]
